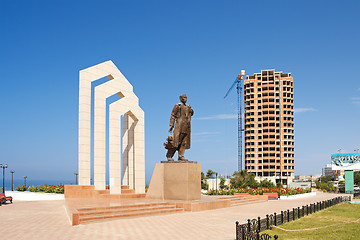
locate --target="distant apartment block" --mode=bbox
[322,164,344,181]
[244,69,294,185]
[323,164,337,179]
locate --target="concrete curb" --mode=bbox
[5,191,64,201]
[280,192,316,200]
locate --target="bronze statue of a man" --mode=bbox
[164,94,194,161]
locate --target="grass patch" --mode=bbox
[263,203,360,240]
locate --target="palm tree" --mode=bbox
[206,169,216,179]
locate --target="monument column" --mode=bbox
[78,73,91,186]
[122,113,129,186]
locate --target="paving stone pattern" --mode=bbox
[0,193,348,240]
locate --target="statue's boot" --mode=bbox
[178,144,188,161]
[166,148,176,161]
[178,156,188,161]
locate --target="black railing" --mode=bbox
[354,192,360,198]
[235,196,351,240]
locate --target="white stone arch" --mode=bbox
[78,60,145,194]
[109,96,144,194]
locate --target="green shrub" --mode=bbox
[15,184,64,193]
[355,171,360,186]
[260,179,275,188]
[16,185,28,191]
[316,181,335,192]
[201,171,209,190]
[219,177,227,190]
[230,170,259,189]
[38,184,64,194]
[54,185,64,194]
[207,188,235,195]
[39,184,48,192]
[28,186,39,192]
[206,187,311,196]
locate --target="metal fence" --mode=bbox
[354,192,360,198]
[235,196,351,240]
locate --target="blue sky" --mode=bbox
[1,1,359,184]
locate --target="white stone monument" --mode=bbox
[78,60,145,194]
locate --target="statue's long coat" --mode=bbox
[170,103,194,149]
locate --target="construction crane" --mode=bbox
[224,70,246,172]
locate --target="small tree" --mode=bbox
[219,177,227,189]
[276,181,283,188]
[338,180,345,193]
[354,171,360,185]
[260,179,275,188]
[201,172,209,190]
[316,181,335,192]
[318,176,333,183]
[230,170,259,189]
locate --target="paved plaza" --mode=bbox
[0,192,351,240]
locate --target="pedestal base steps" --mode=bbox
[71,201,184,225]
[216,195,268,207]
[65,193,267,225]
[64,169,268,226]
[64,185,145,199]
[67,194,267,225]
[65,185,181,225]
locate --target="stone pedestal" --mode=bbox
[146,162,201,201]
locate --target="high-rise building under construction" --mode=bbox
[244,70,294,186]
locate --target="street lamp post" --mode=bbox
[24,176,27,186]
[74,172,78,185]
[10,170,15,191]
[287,173,289,189]
[215,172,218,195]
[0,164,8,193]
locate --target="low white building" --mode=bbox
[255,175,294,187]
[207,178,231,190]
[288,182,311,189]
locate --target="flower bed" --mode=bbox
[206,187,311,196]
[16,184,64,194]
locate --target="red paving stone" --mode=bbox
[0,192,351,240]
